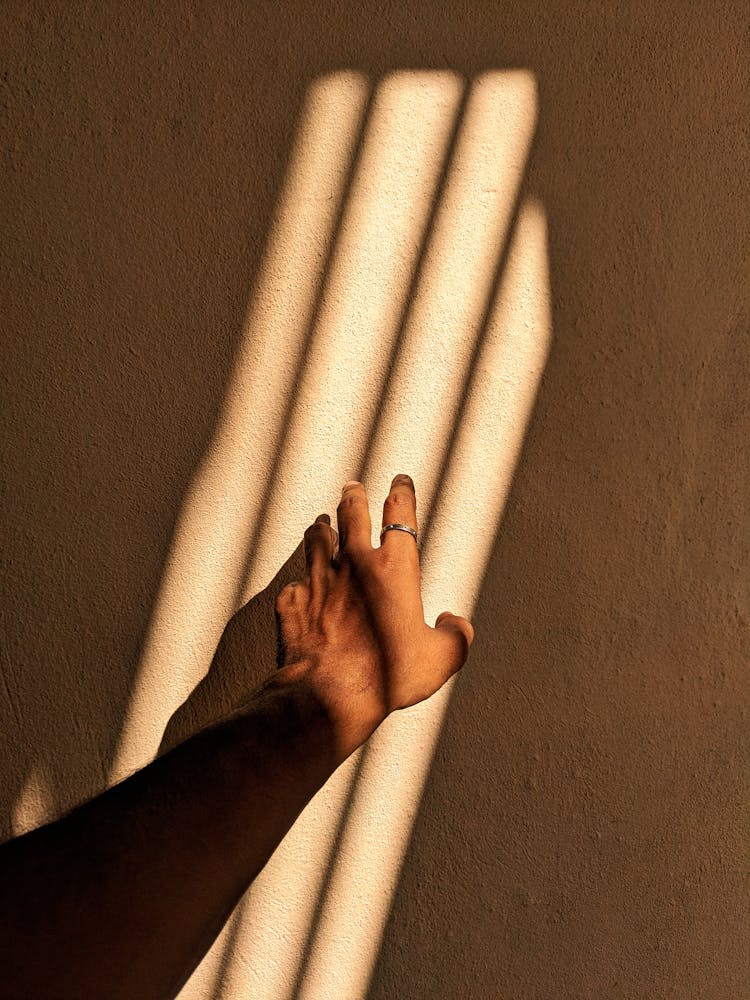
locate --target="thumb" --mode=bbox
[433,611,474,676]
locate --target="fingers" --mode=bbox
[433,611,474,678]
[337,481,372,556]
[304,512,337,581]
[380,474,418,552]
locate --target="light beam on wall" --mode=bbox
[204,70,548,1000]
[209,69,468,1000]
[105,68,550,1000]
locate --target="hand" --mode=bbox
[272,475,474,758]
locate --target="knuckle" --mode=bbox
[387,489,412,508]
[338,494,361,515]
[275,581,298,610]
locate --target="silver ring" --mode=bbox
[380,523,418,544]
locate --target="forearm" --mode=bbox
[0,667,344,1000]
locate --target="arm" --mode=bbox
[0,476,473,1000]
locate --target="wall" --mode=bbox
[1,2,747,998]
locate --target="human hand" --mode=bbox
[272,476,474,758]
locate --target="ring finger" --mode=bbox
[380,474,419,555]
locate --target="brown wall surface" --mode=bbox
[1,2,748,998]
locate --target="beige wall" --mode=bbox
[2,3,747,998]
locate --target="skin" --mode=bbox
[0,476,473,1000]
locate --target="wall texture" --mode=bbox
[1,2,748,999]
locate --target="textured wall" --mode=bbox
[1,3,748,999]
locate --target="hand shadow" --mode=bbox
[158,541,306,756]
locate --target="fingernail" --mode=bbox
[316,513,331,524]
[391,473,414,489]
[342,480,361,492]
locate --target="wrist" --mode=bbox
[268,659,384,763]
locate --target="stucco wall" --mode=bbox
[2,3,747,999]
